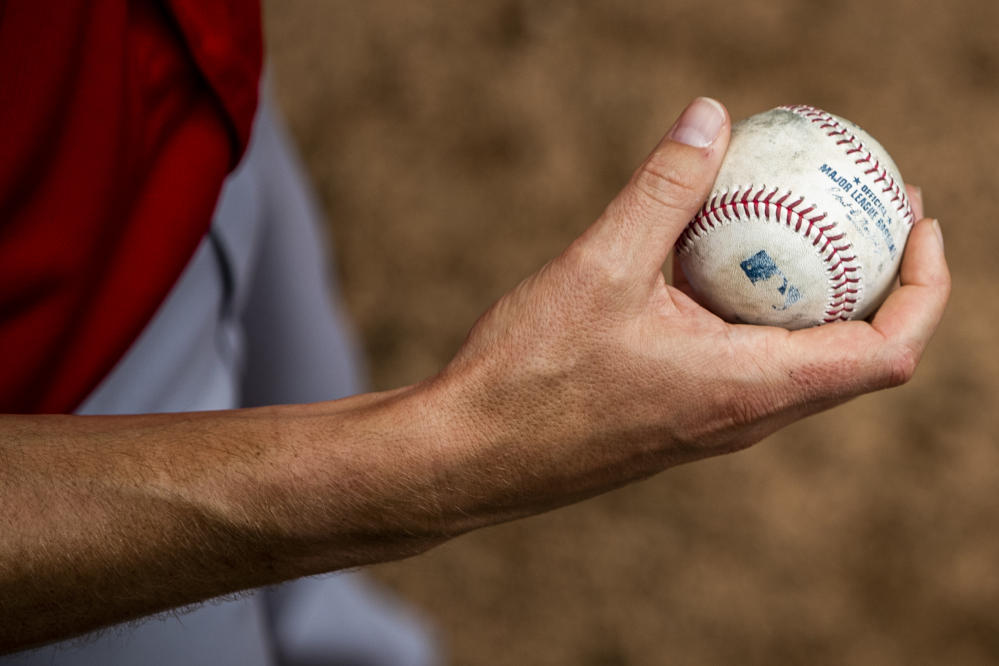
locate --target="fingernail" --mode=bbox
[668,97,726,148]
[931,218,944,249]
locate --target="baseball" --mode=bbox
[675,104,914,329]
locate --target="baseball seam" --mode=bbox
[676,185,861,323]
[779,104,915,228]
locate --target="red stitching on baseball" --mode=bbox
[675,185,861,322]
[778,104,915,228]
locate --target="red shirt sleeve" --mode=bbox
[0,0,263,413]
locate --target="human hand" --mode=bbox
[428,97,950,530]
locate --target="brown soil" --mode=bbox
[264,1,999,663]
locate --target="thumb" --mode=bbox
[581,97,731,280]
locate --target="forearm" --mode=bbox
[0,385,451,653]
[0,358,644,655]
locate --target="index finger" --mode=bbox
[868,217,950,364]
[772,216,949,402]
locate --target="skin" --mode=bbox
[0,98,950,653]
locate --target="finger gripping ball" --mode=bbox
[675,105,914,329]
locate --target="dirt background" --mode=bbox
[263,1,999,664]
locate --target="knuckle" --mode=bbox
[632,155,705,213]
[562,239,632,294]
[710,369,779,429]
[938,269,953,300]
[883,343,919,388]
[724,394,769,429]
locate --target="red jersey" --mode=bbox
[0,0,262,413]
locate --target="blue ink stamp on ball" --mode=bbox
[740,250,801,311]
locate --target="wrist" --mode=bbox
[248,384,461,575]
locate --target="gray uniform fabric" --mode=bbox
[3,94,437,666]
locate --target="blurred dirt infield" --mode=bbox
[263,1,999,663]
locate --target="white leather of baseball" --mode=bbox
[675,105,914,329]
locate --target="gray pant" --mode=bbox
[3,94,437,666]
